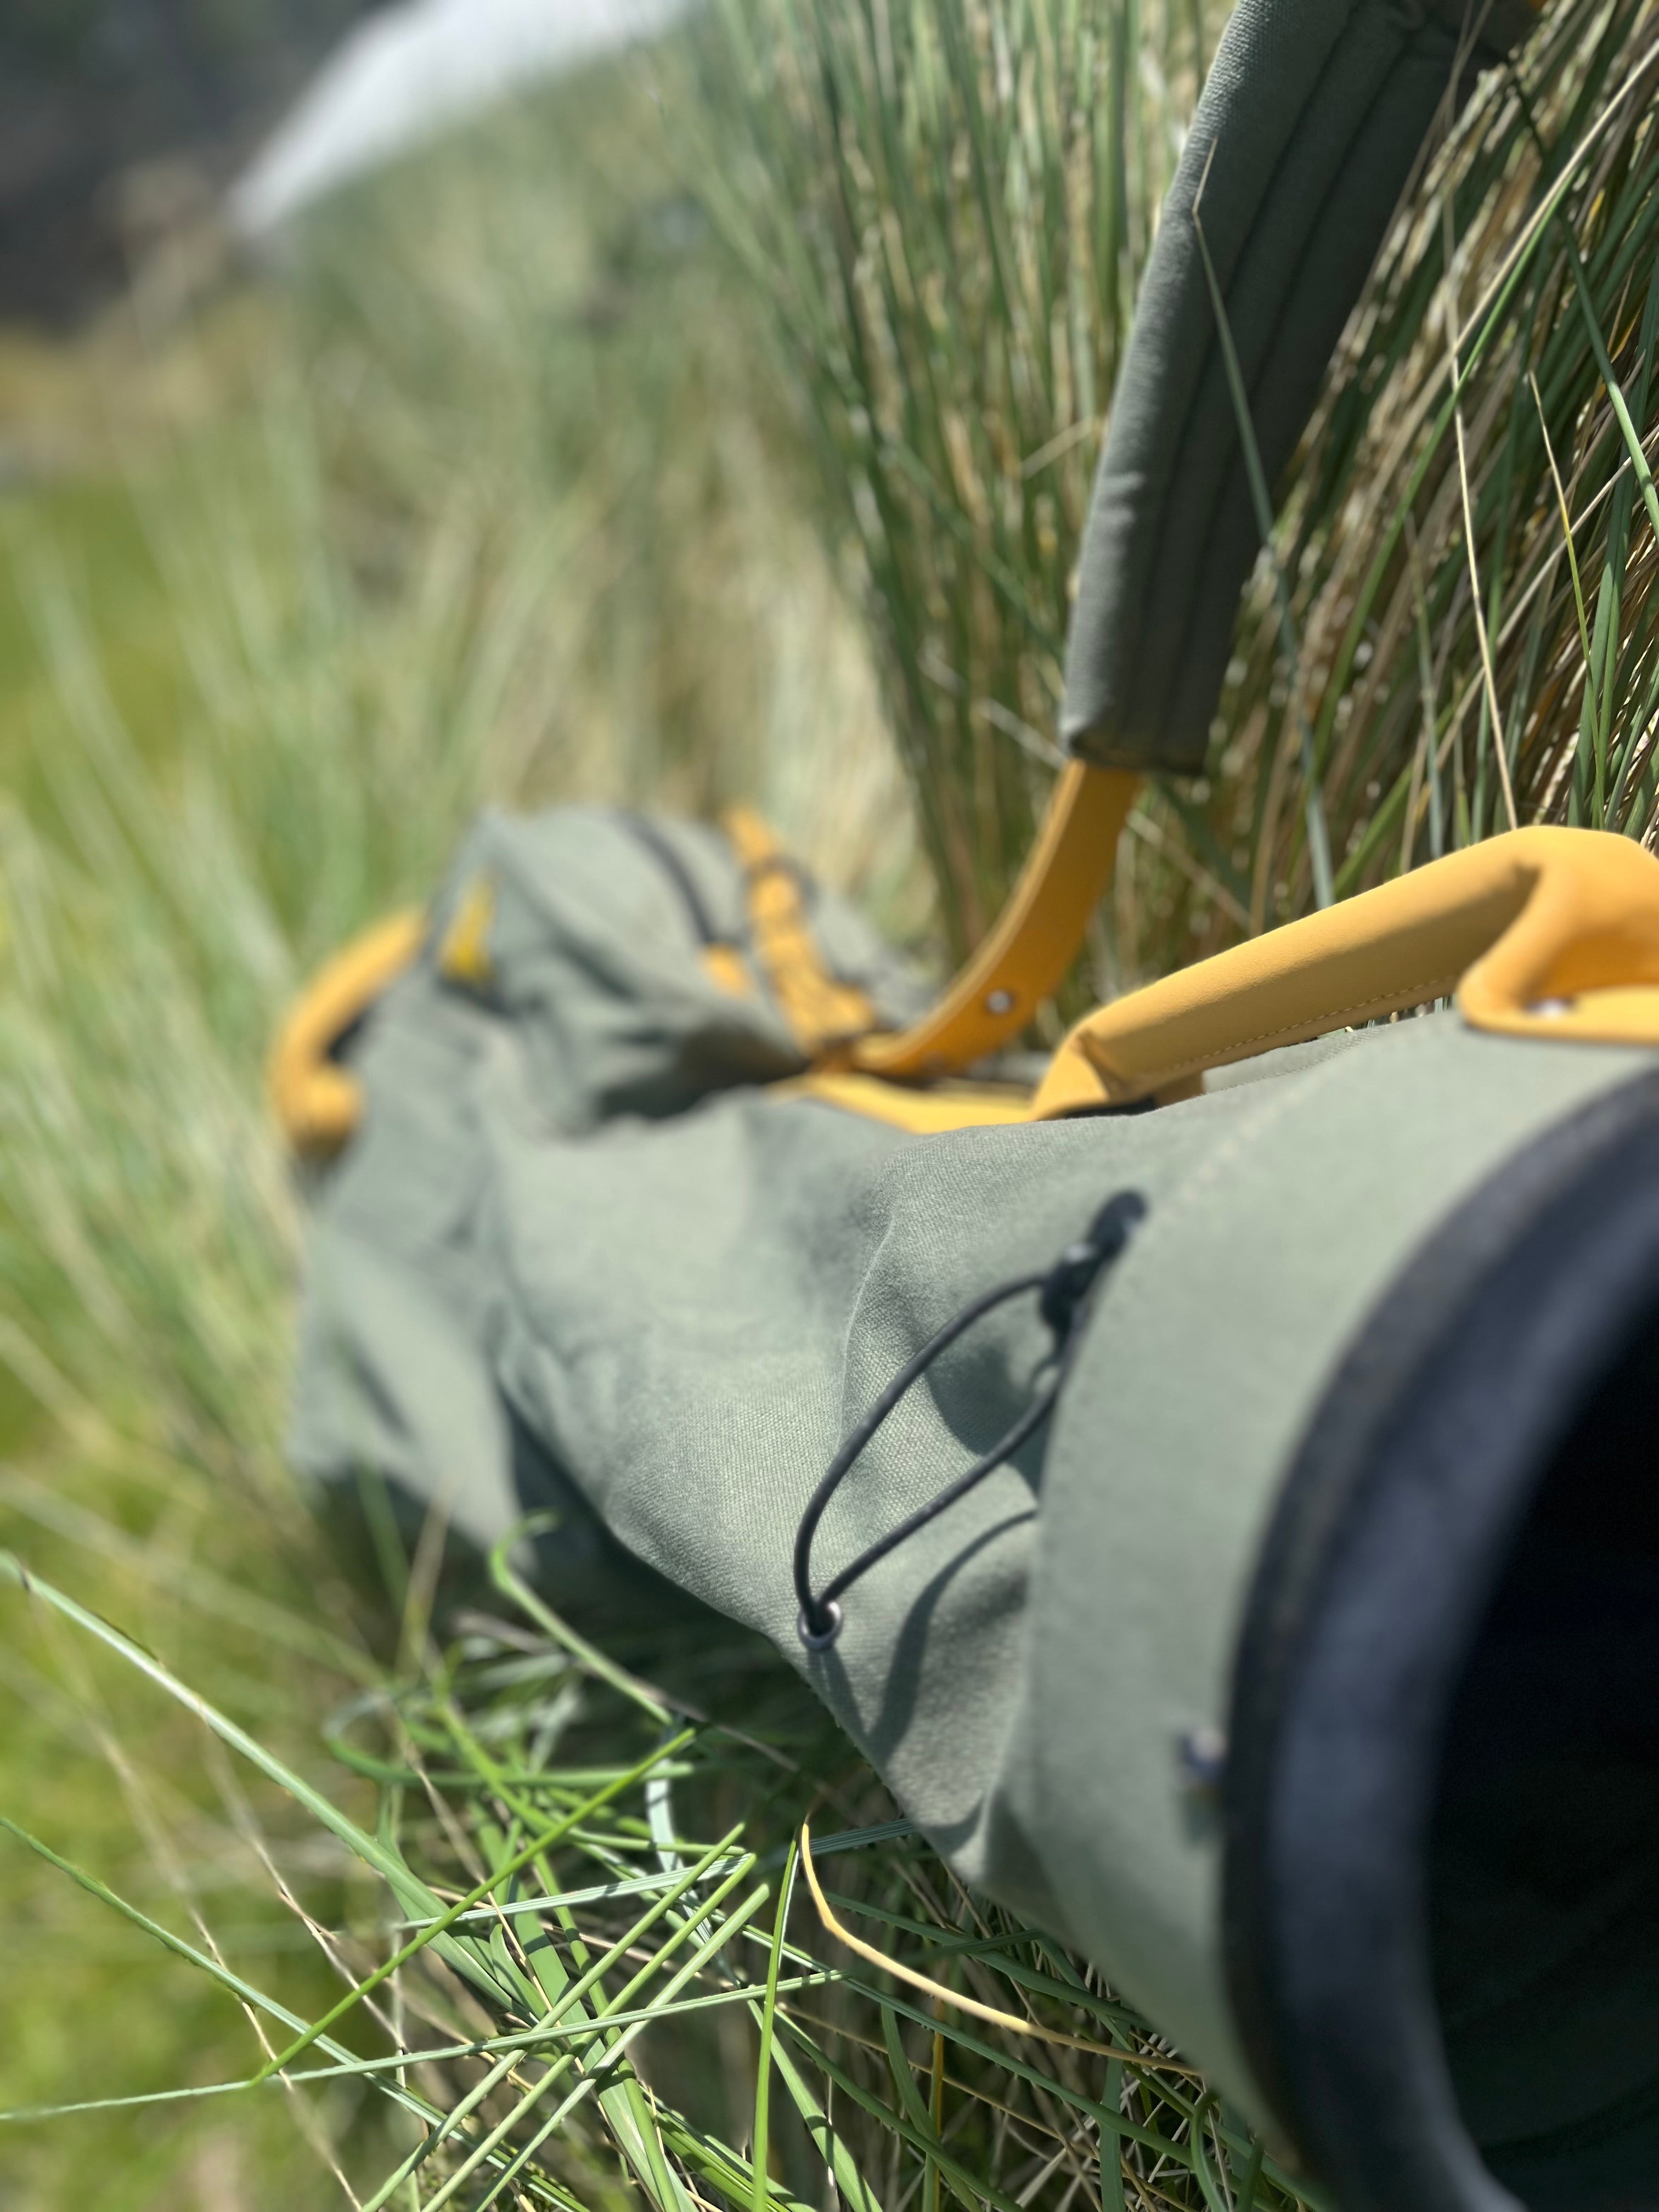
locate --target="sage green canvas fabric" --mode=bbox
[290,799,928,1570]
[290,800,1659,2137]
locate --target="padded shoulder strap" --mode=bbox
[1062,0,1535,776]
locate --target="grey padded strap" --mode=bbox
[1062,0,1535,776]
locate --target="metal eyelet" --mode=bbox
[798,1600,844,1650]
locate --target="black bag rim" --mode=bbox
[1223,1066,1659,2211]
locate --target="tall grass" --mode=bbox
[692,0,1214,959]
[0,376,539,2210]
[281,65,919,907]
[695,0,1659,990]
[0,56,912,2210]
[3,1,1658,2207]
[6,1533,1318,2212]
[1187,0,1659,960]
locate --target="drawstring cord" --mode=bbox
[794,1190,1147,1648]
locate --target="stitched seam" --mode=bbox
[1086,969,1464,1094]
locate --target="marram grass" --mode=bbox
[1190,0,1659,957]
[695,0,1659,992]
[1,1543,1318,2212]
[691,0,1218,963]
[1,1,1657,2207]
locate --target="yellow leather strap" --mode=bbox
[848,764,1139,1080]
[1034,826,1659,1117]
[720,805,879,1057]
[699,943,755,998]
[436,874,496,988]
[267,762,1139,1155]
[272,830,1659,1156]
[269,910,426,1157]
[772,1070,1031,1131]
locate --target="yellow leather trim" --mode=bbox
[849,764,1139,1080]
[774,1070,1032,1132]
[1034,826,1659,1117]
[269,910,425,1156]
[437,874,496,988]
[721,805,879,1054]
[698,942,755,998]
[274,827,1659,1156]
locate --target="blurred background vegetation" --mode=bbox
[0,0,1655,2205]
[0,0,377,322]
[0,40,922,2206]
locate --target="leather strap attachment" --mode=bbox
[849,765,1139,1079]
[268,911,426,1157]
[1034,827,1659,1116]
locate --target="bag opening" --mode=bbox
[1224,1070,1659,2212]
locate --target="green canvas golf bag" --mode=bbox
[280,2,1659,2205]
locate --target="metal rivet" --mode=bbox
[985,988,1016,1016]
[1526,997,1575,1018]
[1177,1724,1228,1792]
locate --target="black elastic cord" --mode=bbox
[794,1190,1147,1648]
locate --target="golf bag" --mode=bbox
[279,3,1659,2206]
